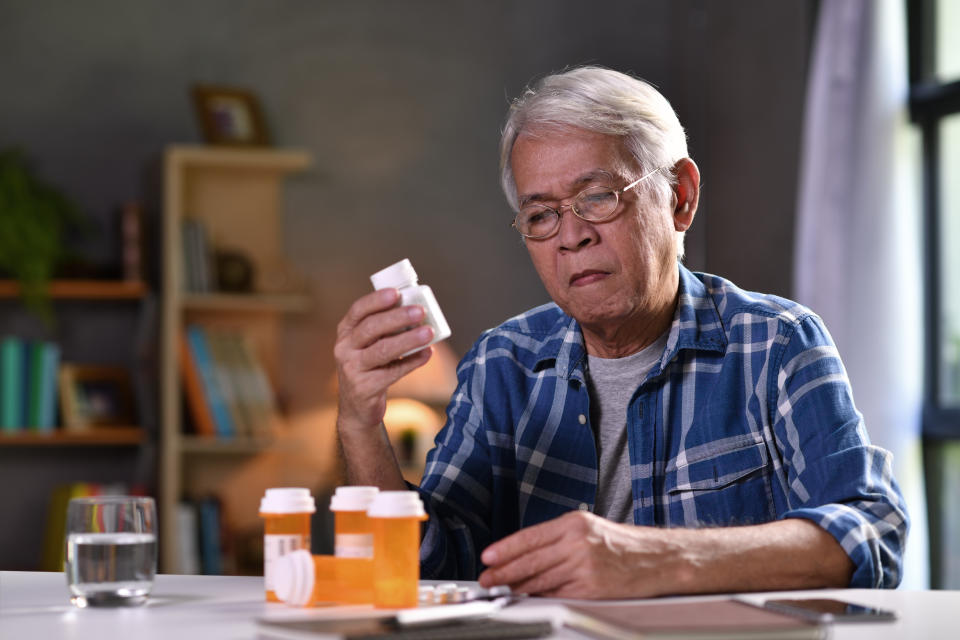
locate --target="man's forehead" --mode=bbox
[512,132,631,204]
[513,129,631,174]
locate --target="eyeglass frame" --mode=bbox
[510,166,665,239]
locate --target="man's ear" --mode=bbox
[672,158,700,232]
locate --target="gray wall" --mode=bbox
[0,0,813,568]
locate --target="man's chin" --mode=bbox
[561,300,626,328]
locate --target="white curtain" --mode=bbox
[795,0,928,588]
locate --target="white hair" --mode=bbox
[499,66,690,257]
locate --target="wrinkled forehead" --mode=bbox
[511,128,636,196]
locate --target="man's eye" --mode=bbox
[524,210,551,225]
[582,190,616,204]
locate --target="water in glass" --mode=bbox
[66,532,157,606]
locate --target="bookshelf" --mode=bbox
[0,427,145,446]
[0,279,147,299]
[0,279,150,438]
[159,145,312,574]
[0,278,152,571]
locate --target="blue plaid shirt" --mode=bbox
[417,265,908,588]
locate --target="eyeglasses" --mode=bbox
[511,167,663,239]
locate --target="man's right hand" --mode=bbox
[334,287,435,431]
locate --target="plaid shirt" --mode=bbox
[417,265,908,588]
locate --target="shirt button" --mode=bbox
[578,503,589,511]
[578,414,587,425]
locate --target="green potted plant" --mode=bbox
[0,148,84,324]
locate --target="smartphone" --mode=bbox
[762,598,897,623]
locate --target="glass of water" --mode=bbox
[65,495,157,607]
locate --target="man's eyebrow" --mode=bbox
[518,170,618,207]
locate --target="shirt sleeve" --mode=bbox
[415,340,495,580]
[771,313,909,588]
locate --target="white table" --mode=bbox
[0,571,957,639]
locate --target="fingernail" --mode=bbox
[481,549,496,565]
[408,305,425,321]
[417,326,433,341]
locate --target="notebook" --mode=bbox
[564,598,825,639]
[256,616,553,640]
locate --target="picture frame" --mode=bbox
[58,364,136,430]
[191,85,270,146]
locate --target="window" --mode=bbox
[909,0,960,434]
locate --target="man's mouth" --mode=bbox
[569,269,610,286]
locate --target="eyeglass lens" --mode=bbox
[517,186,620,238]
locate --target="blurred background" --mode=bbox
[0,0,956,592]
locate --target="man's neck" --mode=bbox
[580,286,678,359]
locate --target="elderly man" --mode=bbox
[334,66,908,599]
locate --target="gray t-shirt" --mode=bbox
[585,331,669,523]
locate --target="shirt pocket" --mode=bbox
[664,440,775,526]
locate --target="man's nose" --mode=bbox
[556,204,597,251]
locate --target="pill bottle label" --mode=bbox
[335,533,374,558]
[264,534,310,590]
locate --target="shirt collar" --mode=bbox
[534,264,727,381]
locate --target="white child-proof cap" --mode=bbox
[366,491,426,518]
[370,259,418,290]
[329,486,379,512]
[259,488,316,514]
[273,549,314,606]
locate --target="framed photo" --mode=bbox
[191,85,270,146]
[59,365,136,430]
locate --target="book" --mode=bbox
[563,598,824,639]
[205,329,250,437]
[0,339,61,432]
[256,615,553,640]
[186,326,234,437]
[236,332,279,437]
[181,220,198,293]
[192,218,213,293]
[198,496,223,575]
[180,332,216,437]
[182,217,213,293]
[37,342,61,431]
[176,501,201,575]
[221,330,278,439]
[1,336,24,431]
[27,341,44,428]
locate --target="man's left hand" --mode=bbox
[478,510,854,599]
[478,511,692,599]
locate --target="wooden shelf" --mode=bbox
[179,435,279,455]
[166,145,312,172]
[0,279,147,300]
[182,292,311,313]
[0,427,145,447]
[161,145,313,574]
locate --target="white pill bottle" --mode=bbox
[370,259,451,355]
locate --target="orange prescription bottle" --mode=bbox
[259,488,316,602]
[367,491,428,609]
[330,486,379,604]
[331,486,379,558]
[273,550,374,607]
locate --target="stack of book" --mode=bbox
[180,325,278,439]
[0,336,60,433]
[176,497,226,575]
